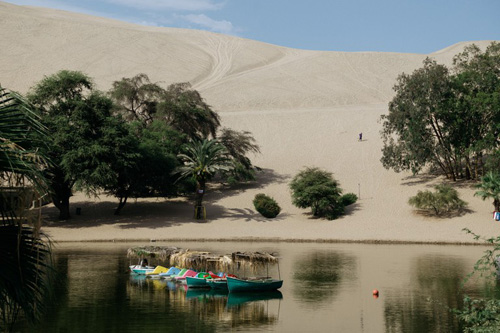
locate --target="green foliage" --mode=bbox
[456,297,500,333]
[289,167,347,220]
[176,139,233,219]
[110,75,260,188]
[453,229,500,332]
[340,193,358,206]
[381,58,452,176]
[475,172,500,212]
[0,87,48,191]
[408,184,467,215]
[0,86,52,331]
[29,70,136,219]
[218,127,260,184]
[253,193,281,218]
[177,139,232,183]
[381,42,500,181]
[109,73,164,123]
[157,82,221,140]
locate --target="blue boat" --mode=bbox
[226,276,283,293]
[158,266,181,279]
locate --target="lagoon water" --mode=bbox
[20,241,491,332]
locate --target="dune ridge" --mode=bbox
[1,1,499,244]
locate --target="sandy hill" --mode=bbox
[1,1,499,243]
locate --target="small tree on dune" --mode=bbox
[408,184,467,216]
[289,167,356,220]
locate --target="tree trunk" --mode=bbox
[52,194,71,220]
[195,180,206,219]
[465,155,473,180]
[51,190,71,220]
[50,171,73,220]
[114,196,128,215]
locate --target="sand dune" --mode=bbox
[1,1,499,243]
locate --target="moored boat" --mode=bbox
[206,278,228,290]
[226,276,283,293]
[175,269,198,282]
[129,264,156,275]
[186,276,210,288]
[158,266,181,279]
[145,265,169,278]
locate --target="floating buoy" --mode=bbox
[372,289,379,297]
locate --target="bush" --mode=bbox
[253,193,281,218]
[340,193,358,206]
[408,184,467,215]
[289,167,351,220]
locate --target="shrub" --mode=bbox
[340,193,358,206]
[408,184,467,215]
[253,193,281,218]
[289,167,351,220]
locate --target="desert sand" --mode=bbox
[1,1,499,244]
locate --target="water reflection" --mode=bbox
[17,242,492,332]
[292,250,356,306]
[384,255,468,333]
[127,275,282,330]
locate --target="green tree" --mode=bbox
[381,42,500,181]
[475,172,500,212]
[156,82,221,140]
[176,139,232,219]
[105,121,186,215]
[289,167,353,220]
[451,42,500,179]
[29,70,135,219]
[408,184,467,216]
[381,58,457,179]
[109,73,165,124]
[218,127,260,184]
[0,86,52,332]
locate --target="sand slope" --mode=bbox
[1,1,499,243]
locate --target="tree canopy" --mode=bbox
[176,139,232,219]
[29,70,136,219]
[474,172,500,212]
[381,42,500,181]
[289,167,356,220]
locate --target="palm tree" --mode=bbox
[177,139,232,219]
[0,86,51,331]
[475,171,500,212]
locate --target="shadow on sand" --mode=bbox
[42,168,291,229]
[411,207,475,219]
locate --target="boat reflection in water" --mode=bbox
[128,275,282,330]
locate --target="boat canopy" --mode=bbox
[127,246,279,272]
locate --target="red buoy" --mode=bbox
[372,289,379,297]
